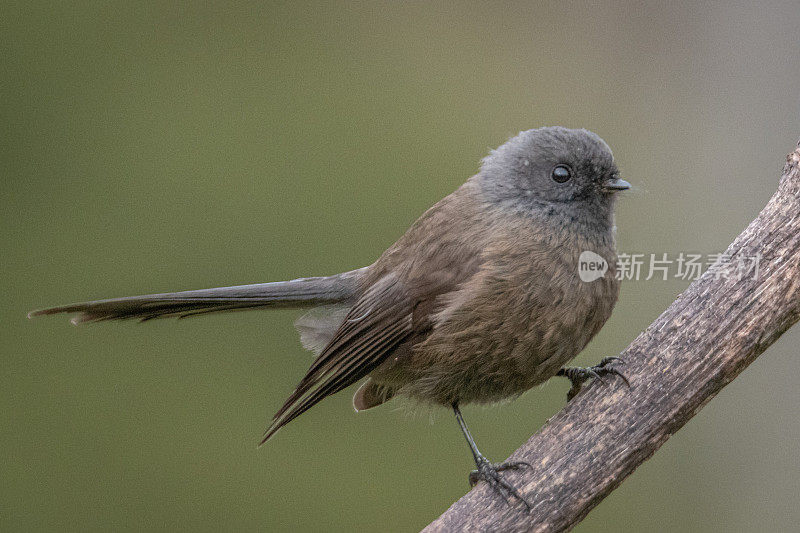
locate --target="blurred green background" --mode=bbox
[3,1,800,531]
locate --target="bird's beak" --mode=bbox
[601,177,631,192]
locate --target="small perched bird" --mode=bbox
[30,127,630,507]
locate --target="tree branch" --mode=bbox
[424,139,800,533]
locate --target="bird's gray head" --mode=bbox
[476,127,629,236]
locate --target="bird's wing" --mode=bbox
[260,190,489,443]
[259,185,485,443]
[260,273,415,444]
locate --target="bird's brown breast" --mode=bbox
[376,213,620,406]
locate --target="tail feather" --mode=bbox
[28,268,365,325]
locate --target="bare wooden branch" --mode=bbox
[424,140,800,533]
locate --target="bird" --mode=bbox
[29,126,630,507]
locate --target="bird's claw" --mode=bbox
[557,356,630,401]
[468,457,532,511]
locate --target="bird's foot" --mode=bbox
[468,456,532,511]
[556,356,630,401]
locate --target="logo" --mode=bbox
[578,251,608,282]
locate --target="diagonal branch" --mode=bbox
[424,139,800,533]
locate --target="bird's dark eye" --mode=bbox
[551,165,572,183]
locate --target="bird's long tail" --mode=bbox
[28,268,364,325]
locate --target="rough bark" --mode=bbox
[424,140,800,533]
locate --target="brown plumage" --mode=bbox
[30,127,630,506]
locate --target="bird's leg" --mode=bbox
[452,403,532,510]
[556,356,630,401]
